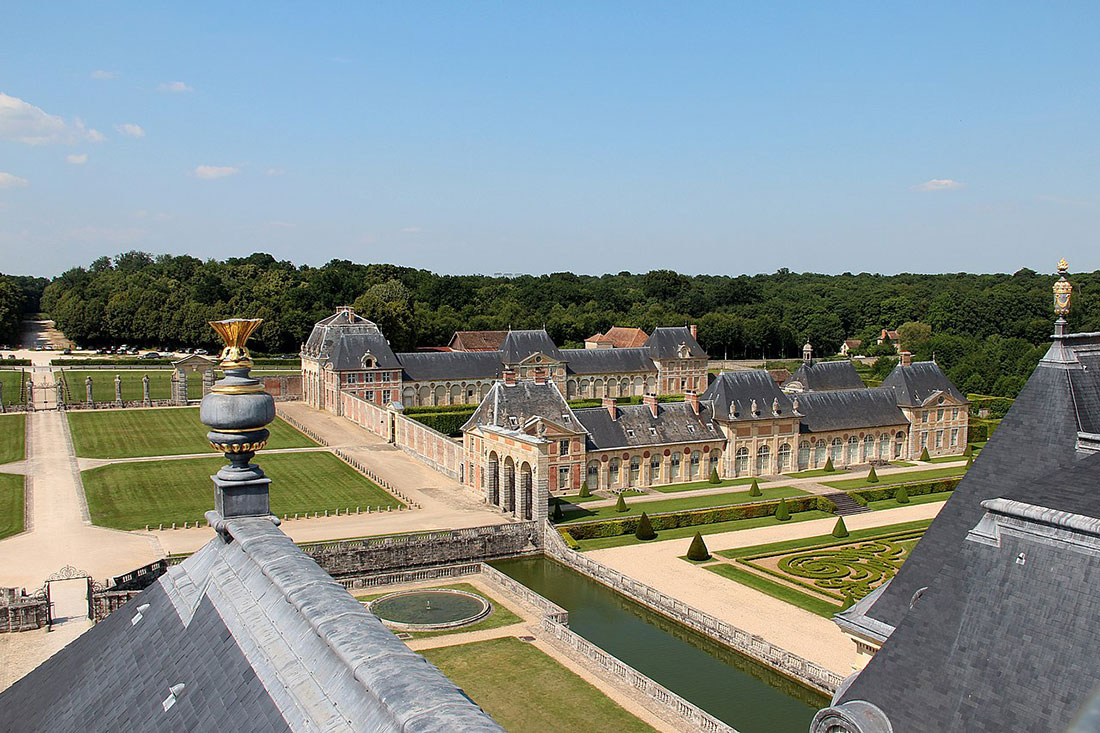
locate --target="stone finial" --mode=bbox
[792,396,800,413]
[750,398,758,416]
[1054,258,1072,338]
[772,397,779,415]
[200,318,276,530]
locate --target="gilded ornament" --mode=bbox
[209,318,263,369]
[1053,258,1072,316]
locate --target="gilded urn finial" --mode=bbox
[1053,258,1072,317]
[210,317,262,369]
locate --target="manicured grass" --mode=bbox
[422,637,655,733]
[889,461,916,467]
[0,473,24,539]
[0,370,26,405]
[59,369,203,403]
[823,465,966,490]
[67,407,316,458]
[551,493,603,504]
[705,563,842,617]
[0,413,25,464]
[354,582,522,638]
[715,519,933,560]
[865,490,953,511]
[574,509,835,551]
[82,451,402,529]
[926,454,966,463]
[558,485,806,523]
[652,476,757,493]
[786,468,846,478]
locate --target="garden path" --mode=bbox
[587,501,945,678]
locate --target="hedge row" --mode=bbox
[563,495,837,540]
[967,418,1001,443]
[566,394,681,409]
[402,403,478,416]
[49,357,299,367]
[0,359,31,366]
[967,395,1015,419]
[406,411,470,436]
[846,477,961,506]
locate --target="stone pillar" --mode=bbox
[521,470,533,521]
[56,380,65,410]
[487,461,499,506]
[142,374,151,407]
[202,368,215,396]
[503,463,515,515]
[114,374,123,407]
[26,380,33,411]
[85,376,94,406]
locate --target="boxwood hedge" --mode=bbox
[846,477,961,507]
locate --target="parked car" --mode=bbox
[140,351,161,360]
[194,348,208,355]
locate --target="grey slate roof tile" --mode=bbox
[561,348,657,374]
[796,388,908,433]
[701,370,799,422]
[785,360,865,391]
[879,360,967,406]
[645,326,707,360]
[575,402,721,450]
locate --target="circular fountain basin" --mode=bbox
[369,588,492,631]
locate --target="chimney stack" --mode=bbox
[900,351,912,367]
[644,393,659,419]
[689,324,698,340]
[602,396,617,420]
[503,368,517,386]
[685,390,699,415]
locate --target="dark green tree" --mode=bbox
[866,466,879,483]
[895,486,910,504]
[775,497,791,521]
[832,517,850,538]
[615,493,628,512]
[919,447,931,461]
[578,481,591,498]
[686,532,711,561]
[824,457,835,472]
[709,466,720,484]
[635,512,656,540]
[748,478,762,497]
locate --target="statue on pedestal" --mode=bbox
[114,374,123,405]
[85,376,94,405]
[142,374,151,406]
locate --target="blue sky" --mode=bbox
[1,2,1098,277]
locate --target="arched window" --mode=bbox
[863,435,875,462]
[894,431,906,459]
[847,436,859,465]
[879,433,890,460]
[609,458,620,486]
[735,447,750,476]
[778,443,792,471]
[587,461,600,490]
[798,441,811,470]
[756,444,771,474]
[814,441,827,468]
[630,456,641,484]
[831,438,844,463]
[650,454,662,483]
[689,451,701,478]
[670,453,682,479]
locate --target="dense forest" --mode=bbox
[34,252,1100,398]
[0,273,47,345]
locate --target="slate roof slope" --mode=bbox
[785,360,865,391]
[879,360,967,406]
[0,518,501,732]
[576,401,721,450]
[500,329,563,363]
[843,332,1100,636]
[462,379,584,433]
[701,370,799,422]
[303,310,401,370]
[561,348,656,374]
[397,351,503,381]
[645,326,707,360]
[796,389,908,433]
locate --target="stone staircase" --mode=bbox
[824,491,870,516]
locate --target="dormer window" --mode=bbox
[508,416,518,427]
[687,425,695,434]
[626,429,635,438]
[649,426,657,436]
[361,353,376,369]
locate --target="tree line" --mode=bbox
[0,273,47,345]
[37,251,1099,398]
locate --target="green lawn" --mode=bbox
[0,473,24,539]
[59,369,208,403]
[823,465,966,490]
[652,476,758,493]
[422,638,655,732]
[354,583,522,638]
[786,468,847,479]
[889,461,916,467]
[551,493,603,504]
[705,563,842,617]
[574,509,835,551]
[82,451,402,529]
[0,413,25,464]
[558,485,806,523]
[865,490,953,511]
[926,454,967,463]
[0,370,26,405]
[67,407,316,458]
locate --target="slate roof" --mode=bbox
[701,370,800,422]
[645,326,707,360]
[448,330,508,352]
[500,330,563,363]
[784,360,865,392]
[397,351,503,382]
[585,327,649,348]
[302,309,401,370]
[0,517,501,732]
[879,361,967,406]
[821,330,1100,732]
[795,389,908,433]
[561,348,656,375]
[575,401,721,450]
[462,379,583,434]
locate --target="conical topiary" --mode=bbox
[709,466,721,484]
[866,465,879,484]
[635,512,656,540]
[963,444,973,457]
[832,516,849,538]
[824,456,835,472]
[895,485,910,504]
[775,497,791,521]
[579,481,591,498]
[552,501,564,523]
[686,531,711,561]
[749,478,762,497]
[615,493,628,512]
[966,455,973,468]
[919,447,931,462]
[842,591,855,610]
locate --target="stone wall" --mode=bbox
[0,589,48,633]
[92,590,142,623]
[341,391,390,439]
[393,412,463,481]
[260,374,302,399]
[298,521,540,578]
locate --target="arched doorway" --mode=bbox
[487,452,500,506]
[519,462,533,520]
[502,457,516,515]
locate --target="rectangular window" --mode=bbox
[365,390,374,402]
[558,466,570,490]
[921,412,929,423]
[950,428,959,446]
[920,431,928,447]
[952,408,959,420]
[559,439,570,455]
[937,409,945,421]
[383,390,391,403]
[935,431,943,448]
[365,372,375,383]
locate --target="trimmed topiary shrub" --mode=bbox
[560,529,581,550]
[686,532,711,561]
[895,485,910,504]
[919,447,931,462]
[848,477,960,505]
[824,457,835,472]
[866,465,879,484]
[832,517,849,538]
[964,444,973,457]
[615,494,628,512]
[709,467,720,484]
[579,481,591,498]
[775,497,791,521]
[748,478,762,497]
[635,512,656,540]
[552,501,564,523]
[966,455,973,468]
[842,591,855,610]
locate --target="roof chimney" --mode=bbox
[900,351,912,367]
[803,342,813,364]
[685,390,699,415]
[602,396,617,420]
[336,305,354,315]
[644,393,659,419]
[503,368,517,387]
[689,324,698,340]
[200,318,276,531]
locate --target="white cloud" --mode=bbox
[193,165,240,179]
[90,70,117,80]
[115,122,145,138]
[0,92,105,145]
[0,172,29,189]
[912,178,965,192]
[265,167,285,176]
[158,81,194,93]
[67,153,88,165]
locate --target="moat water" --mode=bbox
[492,555,827,733]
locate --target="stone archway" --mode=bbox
[519,462,533,521]
[502,457,516,515]
[487,452,500,506]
